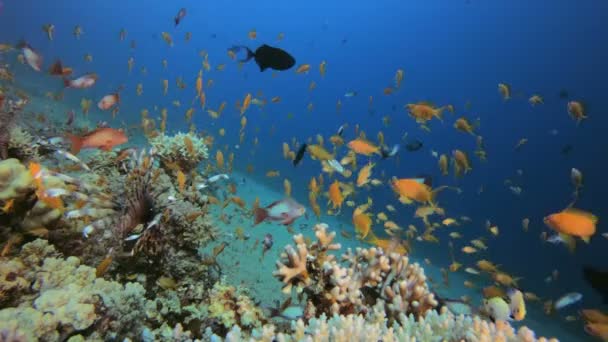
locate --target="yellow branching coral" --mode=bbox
[273,235,311,294]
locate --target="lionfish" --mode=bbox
[65,148,170,256]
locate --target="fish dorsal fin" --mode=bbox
[563,208,598,223]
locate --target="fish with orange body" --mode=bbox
[357,163,374,187]
[347,139,380,156]
[365,232,409,255]
[391,177,441,206]
[353,211,372,239]
[585,323,608,341]
[253,198,306,226]
[568,101,587,124]
[544,208,598,243]
[406,102,445,124]
[28,162,65,211]
[241,93,252,115]
[328,180,344,211]
[66,127,128,154]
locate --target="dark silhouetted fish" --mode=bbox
[293,143,307,166]
[405,139,423,152]
[232,44,295,72]
[561,144,573,155]
[337,125,345,137]
[380,144,400,159]
[558,89,569,99]
[174,8,187,26]
[582,266,608,304]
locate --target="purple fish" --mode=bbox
[174,8,186,26]
[254,197,306,226]
[66,109,75,126]
[0,1,4,15]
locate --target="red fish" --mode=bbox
[254,198,306,226]
[66,127,128,154]
[64,73,98,89]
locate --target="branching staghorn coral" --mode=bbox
[273,222,437,322]
[216,307,557,342]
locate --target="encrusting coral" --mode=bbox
[149,132,208,173]
[0,158,33,201]
[273,222,437,321]
[0,239,155,341]
[207,281,265,335]
[7,126,39,162]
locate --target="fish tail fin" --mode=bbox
[63,78,71,88]
[253,207,268,225]
[238,46,255,63]
[66,133,83,155]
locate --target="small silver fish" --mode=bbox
[327,159,344,173]
[54,149,91,171]
[207,174,229,183]
[554,292,582,310]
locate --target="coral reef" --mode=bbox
[217,307,558,342]
[0,94,27,160]
[0,158,33,201]
[149,132,208,173]
[207,281,265,335]
[273,223,437,322]
[0,239,155,341]
[7,126,39,162]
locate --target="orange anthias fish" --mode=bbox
[357,163,374,187]
[366,232,408,255]
[28,162,65,211]
[391,177,438,206]
[544,208,598,243]
[406,102,445,124]
[66,128,128,154]
[353,210,372,239]
[347,139,380,156]
[328,180,344,211]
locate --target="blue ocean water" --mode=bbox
[2,0,608,339]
